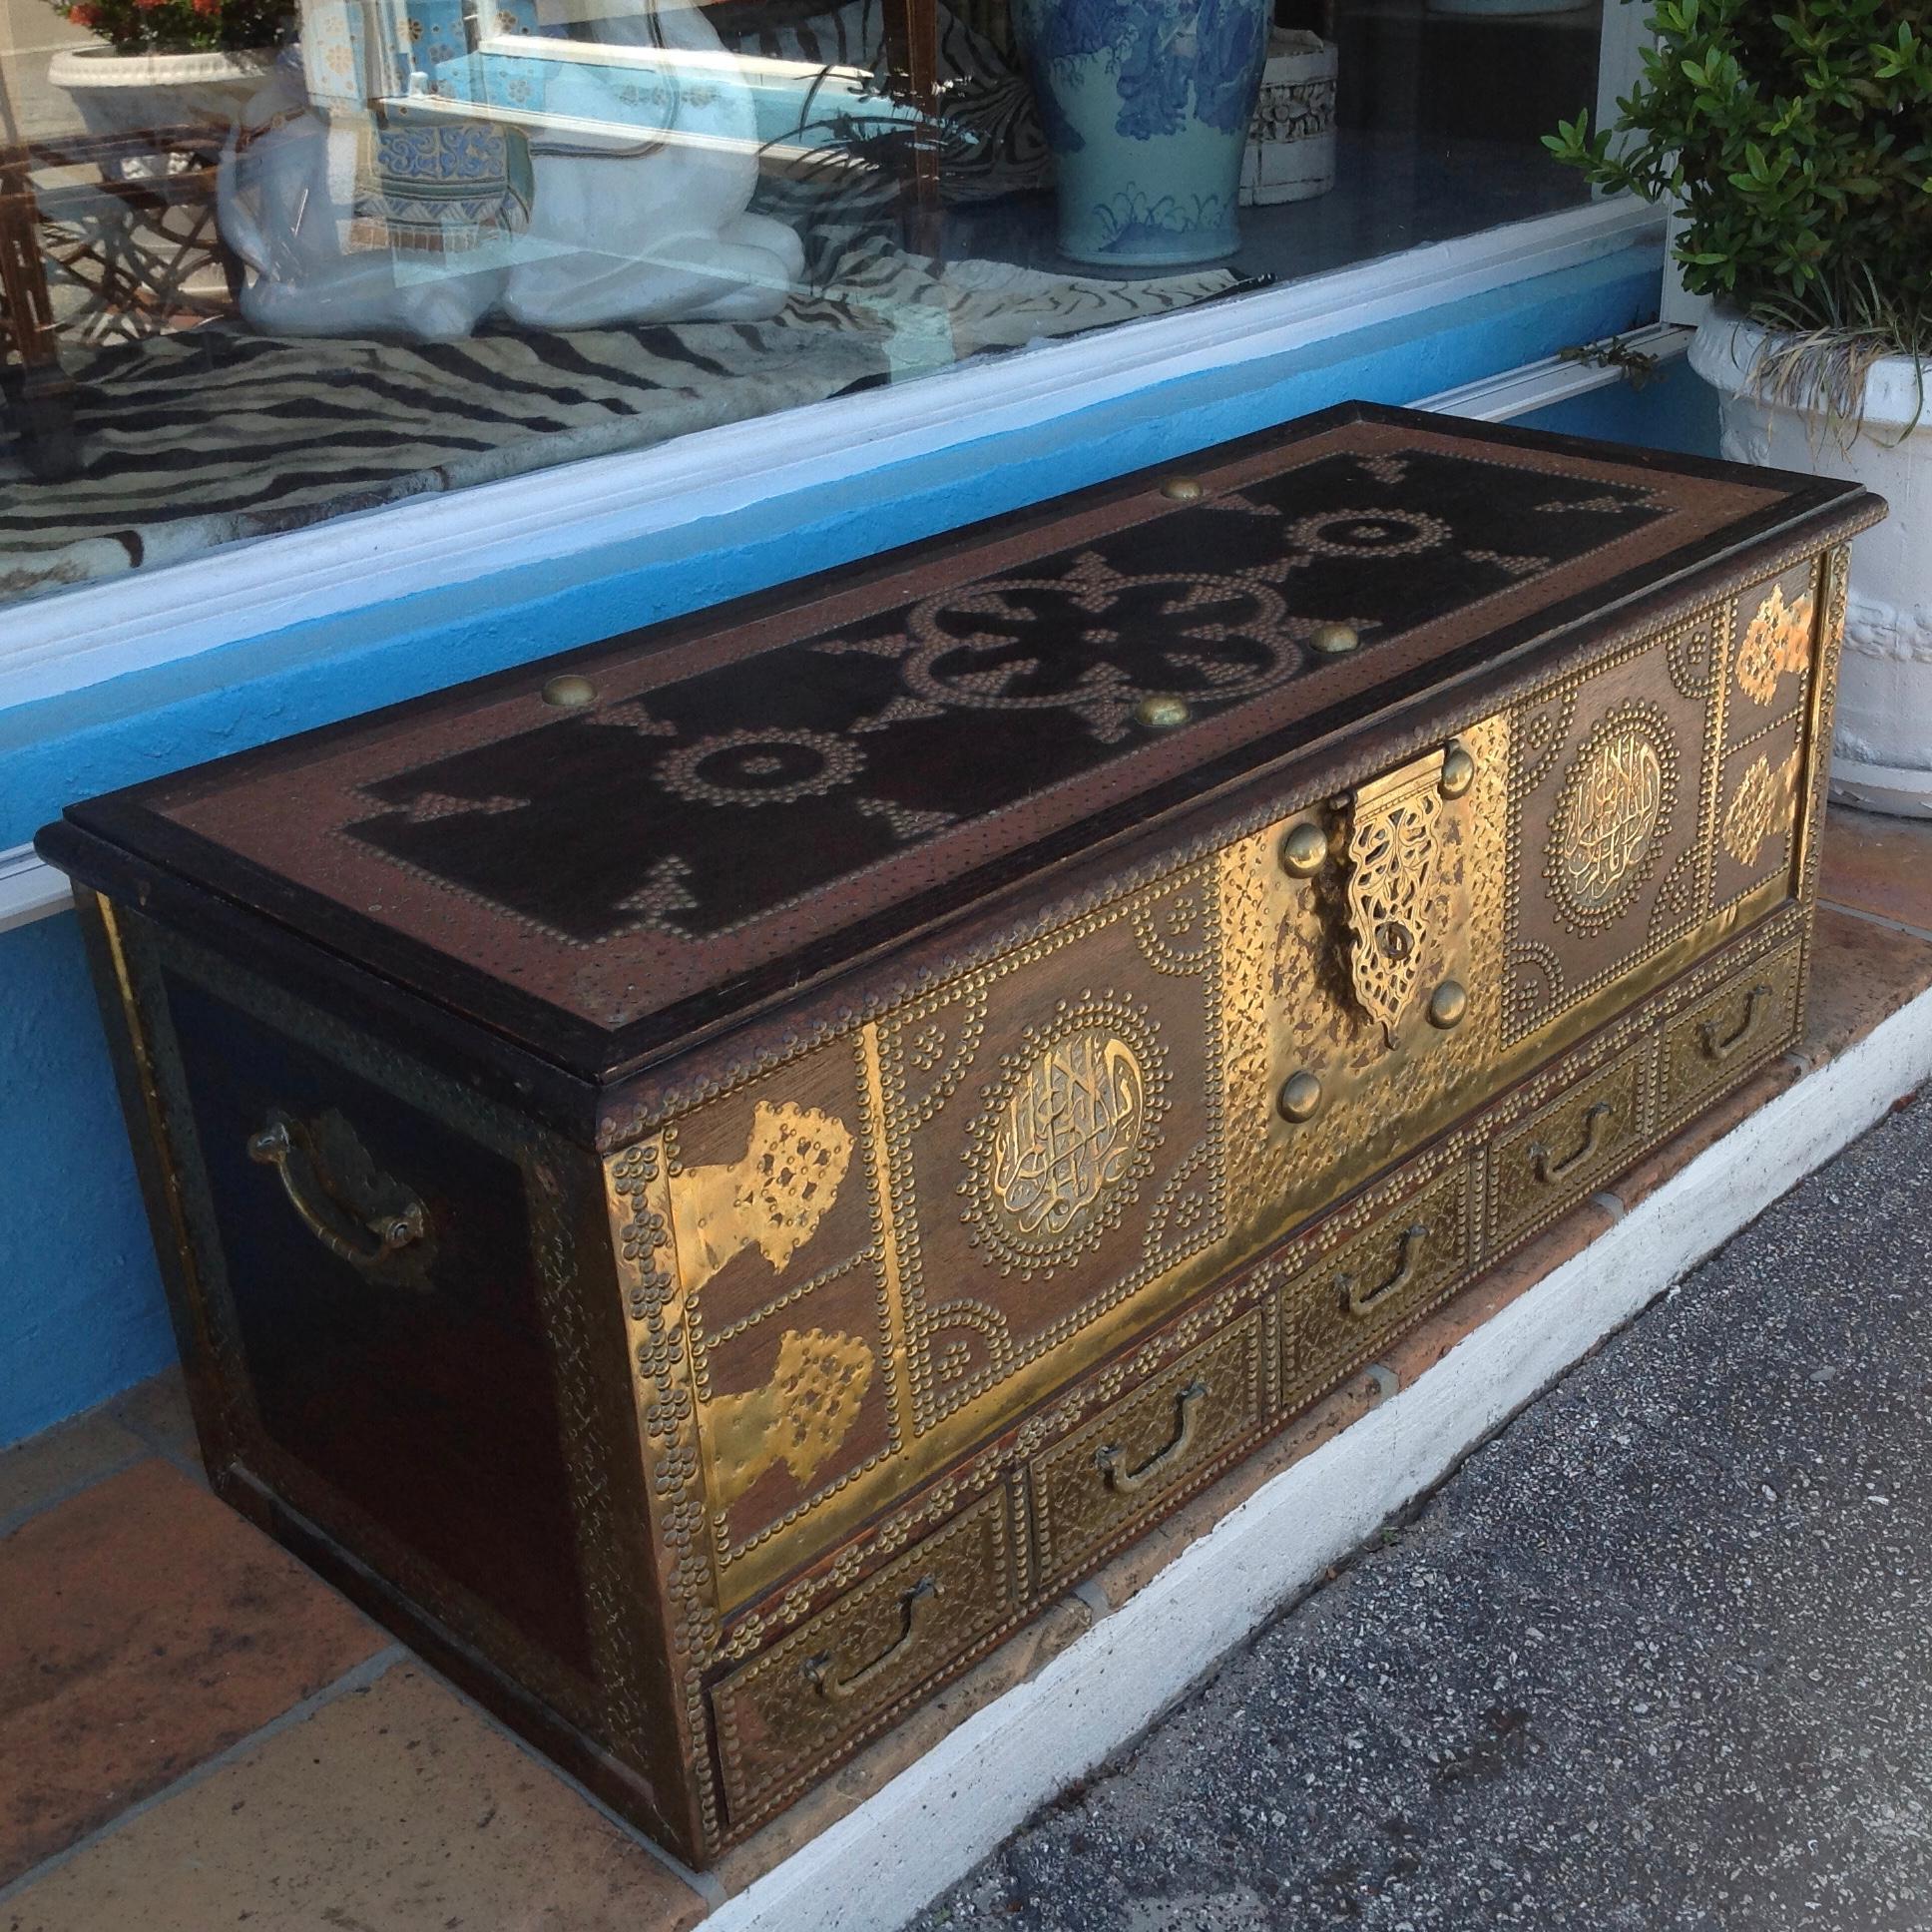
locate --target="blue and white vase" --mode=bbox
[1015,0,1271,267]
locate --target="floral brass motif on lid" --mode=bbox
[962,1001,1169,1282]
[1736,580,1814,706]
[1342,750,1445,1047]
[1551,707,1676,932]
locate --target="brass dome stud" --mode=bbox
[1279,821,1328,878]
[1277,1070,1324,1123]
[1440,742,1476,799]
[1309,623,1360,656]
[1427,979,1469,1030]
[541,674,598,710]
[1136,696,1192,729]
[1161,476,1205,503]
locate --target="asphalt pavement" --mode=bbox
[912,1090,1932,1932]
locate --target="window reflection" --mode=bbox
[0,0,1603,607]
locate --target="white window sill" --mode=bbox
[0,197,1663,722]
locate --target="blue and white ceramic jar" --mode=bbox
[1015,0,1271,267]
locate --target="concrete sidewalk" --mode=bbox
[915,1087,1932,1931]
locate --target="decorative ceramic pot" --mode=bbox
[1238,28,1335,208]
[1690,311,1932,816]
[49,44,279,146]
[1015,0,1271,267]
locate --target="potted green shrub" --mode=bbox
[1548,0,1932,814]
[48,0,284,145]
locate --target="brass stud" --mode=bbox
[1309,623,1360,656]
[1427,979,1469,1030]
[1136,695,1191,729]
[541,674,598,709]
[1440,742,1476,799]
[1161,476,1205,503]
[1277,1070,1323,1123]
[1279,821,1328,878]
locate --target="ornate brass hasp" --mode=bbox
[1273,740,1475,1125]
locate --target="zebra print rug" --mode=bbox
[0,242,1245,606]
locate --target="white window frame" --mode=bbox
[0,15,1661,719]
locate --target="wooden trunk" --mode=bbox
[39,403,1882,1865]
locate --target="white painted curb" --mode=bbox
[705,976,1932,1932]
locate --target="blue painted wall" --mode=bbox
[0,239,1705,1447]
[1517,351,1721,454]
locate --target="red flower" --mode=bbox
[190,0,222,17]
[131,0,168,12]
[66,3,100,20]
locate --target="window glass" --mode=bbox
[0,0,1603,610]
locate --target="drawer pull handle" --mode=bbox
[1530,1101,1614,1186]
[1097,1378,1208,1496]
[1339,1223,1430,1318]
[1699,983,1774,1063]
[247,1110,428,1281]
[803,1576,937,1702]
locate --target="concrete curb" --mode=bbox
[705,977,1932,1932]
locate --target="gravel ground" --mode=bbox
[911,1092,1932,1932]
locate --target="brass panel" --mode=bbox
[1661,939,1804,1118]
[1281,1160,1475,1406]
[1028,1309,1264,1590]
[1504,599,1726,1046]
[875,863,1223,1439]
[710,1489,1015,1823]
[1221,715,1510,1237]
[1488,1047,1649,1250]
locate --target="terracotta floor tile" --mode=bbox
[106,1367,204,1477]
[3,1666,706,1932]
[0,1412,145,1539]
[1819,805,1932,932]
[1799,905,1932,1065]
[0,1460,380,1883]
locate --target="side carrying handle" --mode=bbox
[1339,1223,1430,1318]
[1699,984,1773,1063]
[1530,1100,1614,1186]
[804,1576,937,1701]
[1097,1378,1208,1496]
[248,1108,430,1284]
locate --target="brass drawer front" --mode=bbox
[1282,1164,1473,1404]
[1488,1049,1647,1248]
[711,1490,1014,1822]
[1661,940,1802,1117]
[1029,1311,1265,1590]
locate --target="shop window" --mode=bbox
[0,0,1610,611]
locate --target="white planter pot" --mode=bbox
[48,44,279,147]
[1690,312,1932,817]
[1239,30,1336,209]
